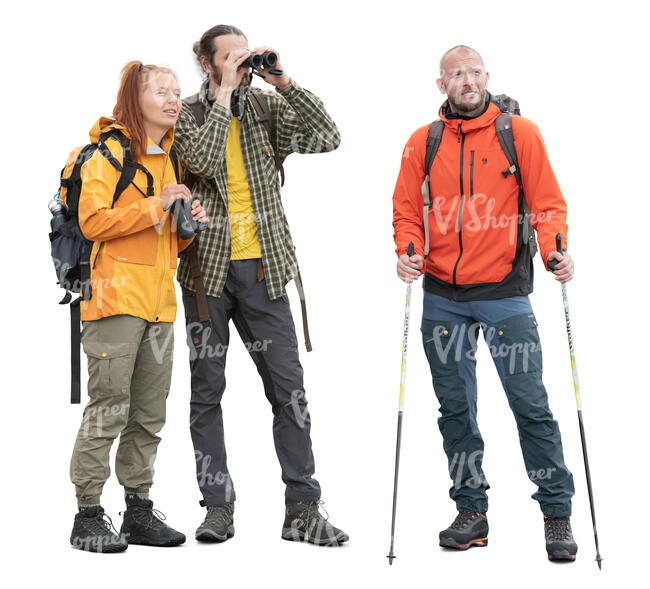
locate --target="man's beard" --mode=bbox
[450,87,487,113]
[210,66,251,90]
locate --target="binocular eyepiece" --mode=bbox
[242,51,278,69]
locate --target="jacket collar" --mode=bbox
[439,92,501,132]
[199,78,255,122]
[89,117,174,155]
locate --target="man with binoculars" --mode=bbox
[173,24,347,546]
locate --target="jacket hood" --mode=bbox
[438,95,501,133]
[88,117,130,144]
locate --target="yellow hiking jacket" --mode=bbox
[78,117,193,322]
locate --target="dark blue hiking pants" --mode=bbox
[421,292,574,517]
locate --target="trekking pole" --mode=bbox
[387,241,415,565]
[549,233,603,570]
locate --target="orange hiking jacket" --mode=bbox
[392,98,568,300]
[78,118,194,322]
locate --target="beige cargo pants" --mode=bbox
[70,315,174,504]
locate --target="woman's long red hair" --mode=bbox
[112,61,176,161]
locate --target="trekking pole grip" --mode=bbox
[407,242,415,257]
[548,232,563,272]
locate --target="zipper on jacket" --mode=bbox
[452,124,465,286]
[470,150,475,201]
[153,154,170,322]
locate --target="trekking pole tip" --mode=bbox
[596,554,603,570]
[387,552,396,565]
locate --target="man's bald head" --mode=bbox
[436,45,489,117]
[439,45,485,77]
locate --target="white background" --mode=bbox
[0,0,646,586]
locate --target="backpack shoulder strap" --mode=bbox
[248,91,285,186]
[494,113,537,256]
[494,113,522,188]
[421,120,444,257]
[184,93,206,127]
[169,146,181,184]
[98,130,154,201]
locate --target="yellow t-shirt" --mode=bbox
[226,116,261,260]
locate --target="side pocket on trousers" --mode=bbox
[492,313,542,376]
[421,319,458,377]
[83,341,133,398]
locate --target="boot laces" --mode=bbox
[122,505,167,529]
[294,500,329,525]
[205,504,233,527]
[545,517,571,541]
[450,510,480,530]
[86,510,119,537]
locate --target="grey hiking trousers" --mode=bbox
[181,258,321,506]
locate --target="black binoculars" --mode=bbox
[172,195,207,240]
[242,51,277,69]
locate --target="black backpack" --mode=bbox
[49,129,180,403]
[420,94,537,260]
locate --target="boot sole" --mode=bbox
[195,525,235,543]
[70,538,128,553]
[125,536,186,547]
[547,549,577,561]
[281,528,349,546]
[439,536,488,550]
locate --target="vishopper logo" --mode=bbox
[289,128,340,154]
[70,531,127,553]
[185,321,272,361]
[229,209,274,243]
[450,450,485,489]
[194,450,234,501]
[148,324,174,365]
[80,401,128,438]
[425,322,540,374]
[449,451,558,487]
[528,466,557,481]
[53,257,130,305]
[429,194,554,245]
[289,389,310,430]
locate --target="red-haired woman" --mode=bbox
[68,61,208,553]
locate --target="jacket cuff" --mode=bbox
[149,197,166,227]
[396,246,426,274]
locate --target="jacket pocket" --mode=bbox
[83,341,133,398]
[104,226,158,266]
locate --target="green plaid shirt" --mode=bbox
[173,78,340,300]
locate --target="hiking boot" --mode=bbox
[70,505,128,553]
[119,495,186,547]
[281,500,349,546]
[544,516,578,561]
[439,510,488,550]
[195,503,235,543]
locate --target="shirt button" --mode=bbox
[101,352,107,358]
